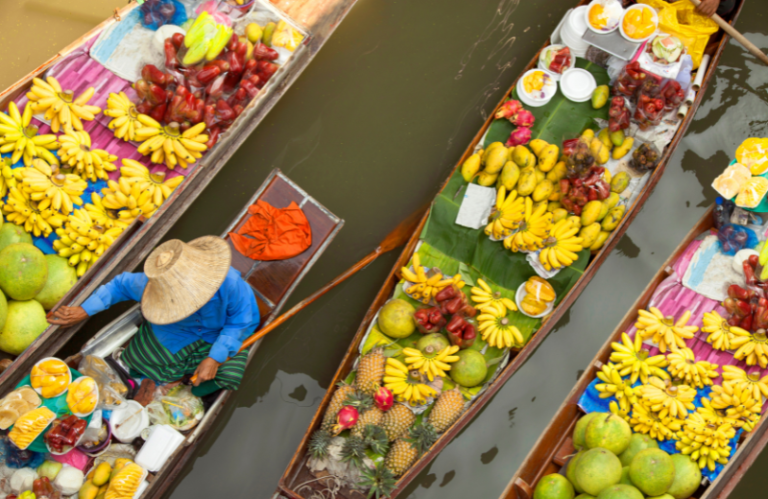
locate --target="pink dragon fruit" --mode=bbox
[505,126,532,147]
[332,405,359,434]
[494,99,523,120]
[510,109,535,128]
[373,386,394,412]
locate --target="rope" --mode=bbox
[295,474,345,499]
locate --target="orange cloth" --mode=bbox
[229,200,312,261]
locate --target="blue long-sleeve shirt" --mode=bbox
[81,268,260,363]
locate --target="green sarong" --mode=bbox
[122,322,248,392]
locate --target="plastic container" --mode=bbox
[135,425,184,472]
[516,283,555,318]
[559,68,597,102]
[110,401,149,443]
[77,417,112,456]
[517,69,558,107]
[619,4,658,43]
[585,0,623,34]
[67,376,99,418]
[538,45,576,80]
[32,357,72,399]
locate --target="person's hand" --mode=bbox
[695,0,719,17]
[193,357,220,385]
[47,306,89,327]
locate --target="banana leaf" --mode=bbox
[483,60,610,148]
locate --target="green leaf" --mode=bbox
[484,60,610,147]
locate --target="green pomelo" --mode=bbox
[619,433,659,466]
[666,454,701,499]
[575,447,622,496]
[0,300,48,355]
[595,484,643,499]
[573,413,603,450]
[619,467,631,486]
[534,473,575,499]
[585,413,632,455]
[448,349,487,387]
[629,449,675,497]
[34,255,77,310]
[417,333,450,355]
[566,452,585,494]
[0,224,32,253]
[0,243,48,300]
[377,299,416,338]
[575,495,595,499]
[648,495,675,499]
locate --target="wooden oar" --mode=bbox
[190,206,426,383]
[689,0,768,66]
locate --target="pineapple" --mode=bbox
[308,429,332,459]
[341,435,367,468]
[428,388,465,433]
[385,424,438,476]
[359,461,396,499]
[362,425,390,455]
[356,348,386,396]
[321,383,356,431]
[380,403,416,441]
[351,407,384,438]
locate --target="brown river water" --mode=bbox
[3,0,768,498]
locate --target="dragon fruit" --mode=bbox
[505,126,532,147]
[332,405,359,434]
[495,99,523,120]
[373,386,394,412]
[510,109,535,128]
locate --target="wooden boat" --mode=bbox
[497,203,768,499]
[0,0,358,381]
[275,2,744,498]
[21,168,342,499]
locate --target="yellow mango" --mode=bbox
[534,168,545,184]
[538,144,560,172]
[546,161,567,182]
[597,200,611,221]
[611,171,631,193]
[552,208,569,223]
[548,189,562,202]
[590,138,610,165]
[579,223,602,248]
[603,169,611,185]
[592,85,609,109]
[548,201,562,212]
[517,169,537,196]
[567,216,582,230]
[529,139,550,157]
[527,276,556,301]
[602,205,626,231]
[497,161,520,190]
[589,231,611,251]
[581,200,603,226]
[79,482,99,499]
[461,152,482,182]
[483,142,503,163]
[581,129,596,142]
[92,462,113,487]
[477,171,499,187]
[512,145,536,169]
[604,192,621,212]
[598,128,612,149]
[484,146,509,174]
[612,137,634,160]
[533,179,554,202]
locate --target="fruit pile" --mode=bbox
[78,459,144,499]
[31,359,70,398]
[66,376,98,415]
[44,415,87,453]
[9,407,56,450]
[401,254,465,305]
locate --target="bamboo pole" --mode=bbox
[689,0,768,66]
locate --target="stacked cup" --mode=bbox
[560,6,590,58]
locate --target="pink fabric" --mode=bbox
[50,448,90,471]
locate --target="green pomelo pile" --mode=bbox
[566,452,585,493]
[585,413,632,455]
[629,449,675,497]
[0,224,32,253]
[35,255,77,310]
[449,349,487,387]
[573,413,602,450]
[0,300,48,355]
[575,447,622,496]
[666,454,701,499]
[620,433,659,466]
[595,484,643,499]
[377,299,416,338]
[534,473,575,499]
[0,243,48,300]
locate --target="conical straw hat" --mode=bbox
[141,236,232,325]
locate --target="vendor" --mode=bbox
[695,0,736,17]
[48,236,260,397]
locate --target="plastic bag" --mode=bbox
[139,0,188,30]
[718,224,758,255]
[735,138,768,175]
[639,0,719,69]
[78,356,127,411]
[146,385,204,432]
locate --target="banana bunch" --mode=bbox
[0,102,59,166]
[676,410,735,471]
[403,345,460,381]
[697,397,735,426]
[120,159,184,206]
[710,382,762,431]
[104,92,141,142]
[135,119,208,169]
[484,187,525,239]
[629,401,683,441]
[609,400,630,422]
[401,253,464,304]
[519,276,555,316]
[470,278,517,315]
[0,157,18,198]
[57,130,117,182]
[27,77,100,133]
[701,310,746,351]
[18,159,86,214]
[721,365,768,400]
[502,197,552,252]
[383,358,437,406]
[477,307,524,349]
[53,208,124,276]
[595,362,637,412]
[666,347,719,389]
[637,376,696,419]
[85,193,128,231]
[729,328,768,368]
[610,332,668,385]
[539,219,583,270]
[3,187,66,237]
[101,178,158,224]
[635,307,698,353]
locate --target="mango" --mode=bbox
[546,161,567,182]
[497,161,520,190]
[512,145,536,169]
[590,138,610,165]
[533,200,548,214]
[538,144,560,172]
[483,142,504,163]
[567,216,582,230]
[484,146,509,174]
[610,172,630,194]
[548,189,562,202]
[598,128,612,149]
[92,462,112,487]
[245,23,263,44]
[602,205,626,231]
[111,459,132,481]
[477,171,499,187]
[597,200,611,221]
[605,192,620,211]
[610,129,626,147]
[534,168,545,184]
[613,137,634,160]
[533,179,554,202]
[262,21,277,47]
[581,200,603,226]
[592,85,609,109]
[79,482,99,499]
[603,168,612,185]
[579,223,601,248]
[529,139,549,157]
[95,486,108,499]
[461,152,482,182]
[517,169,537,196]
[581,129,595,142]
[552,208,568,223]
